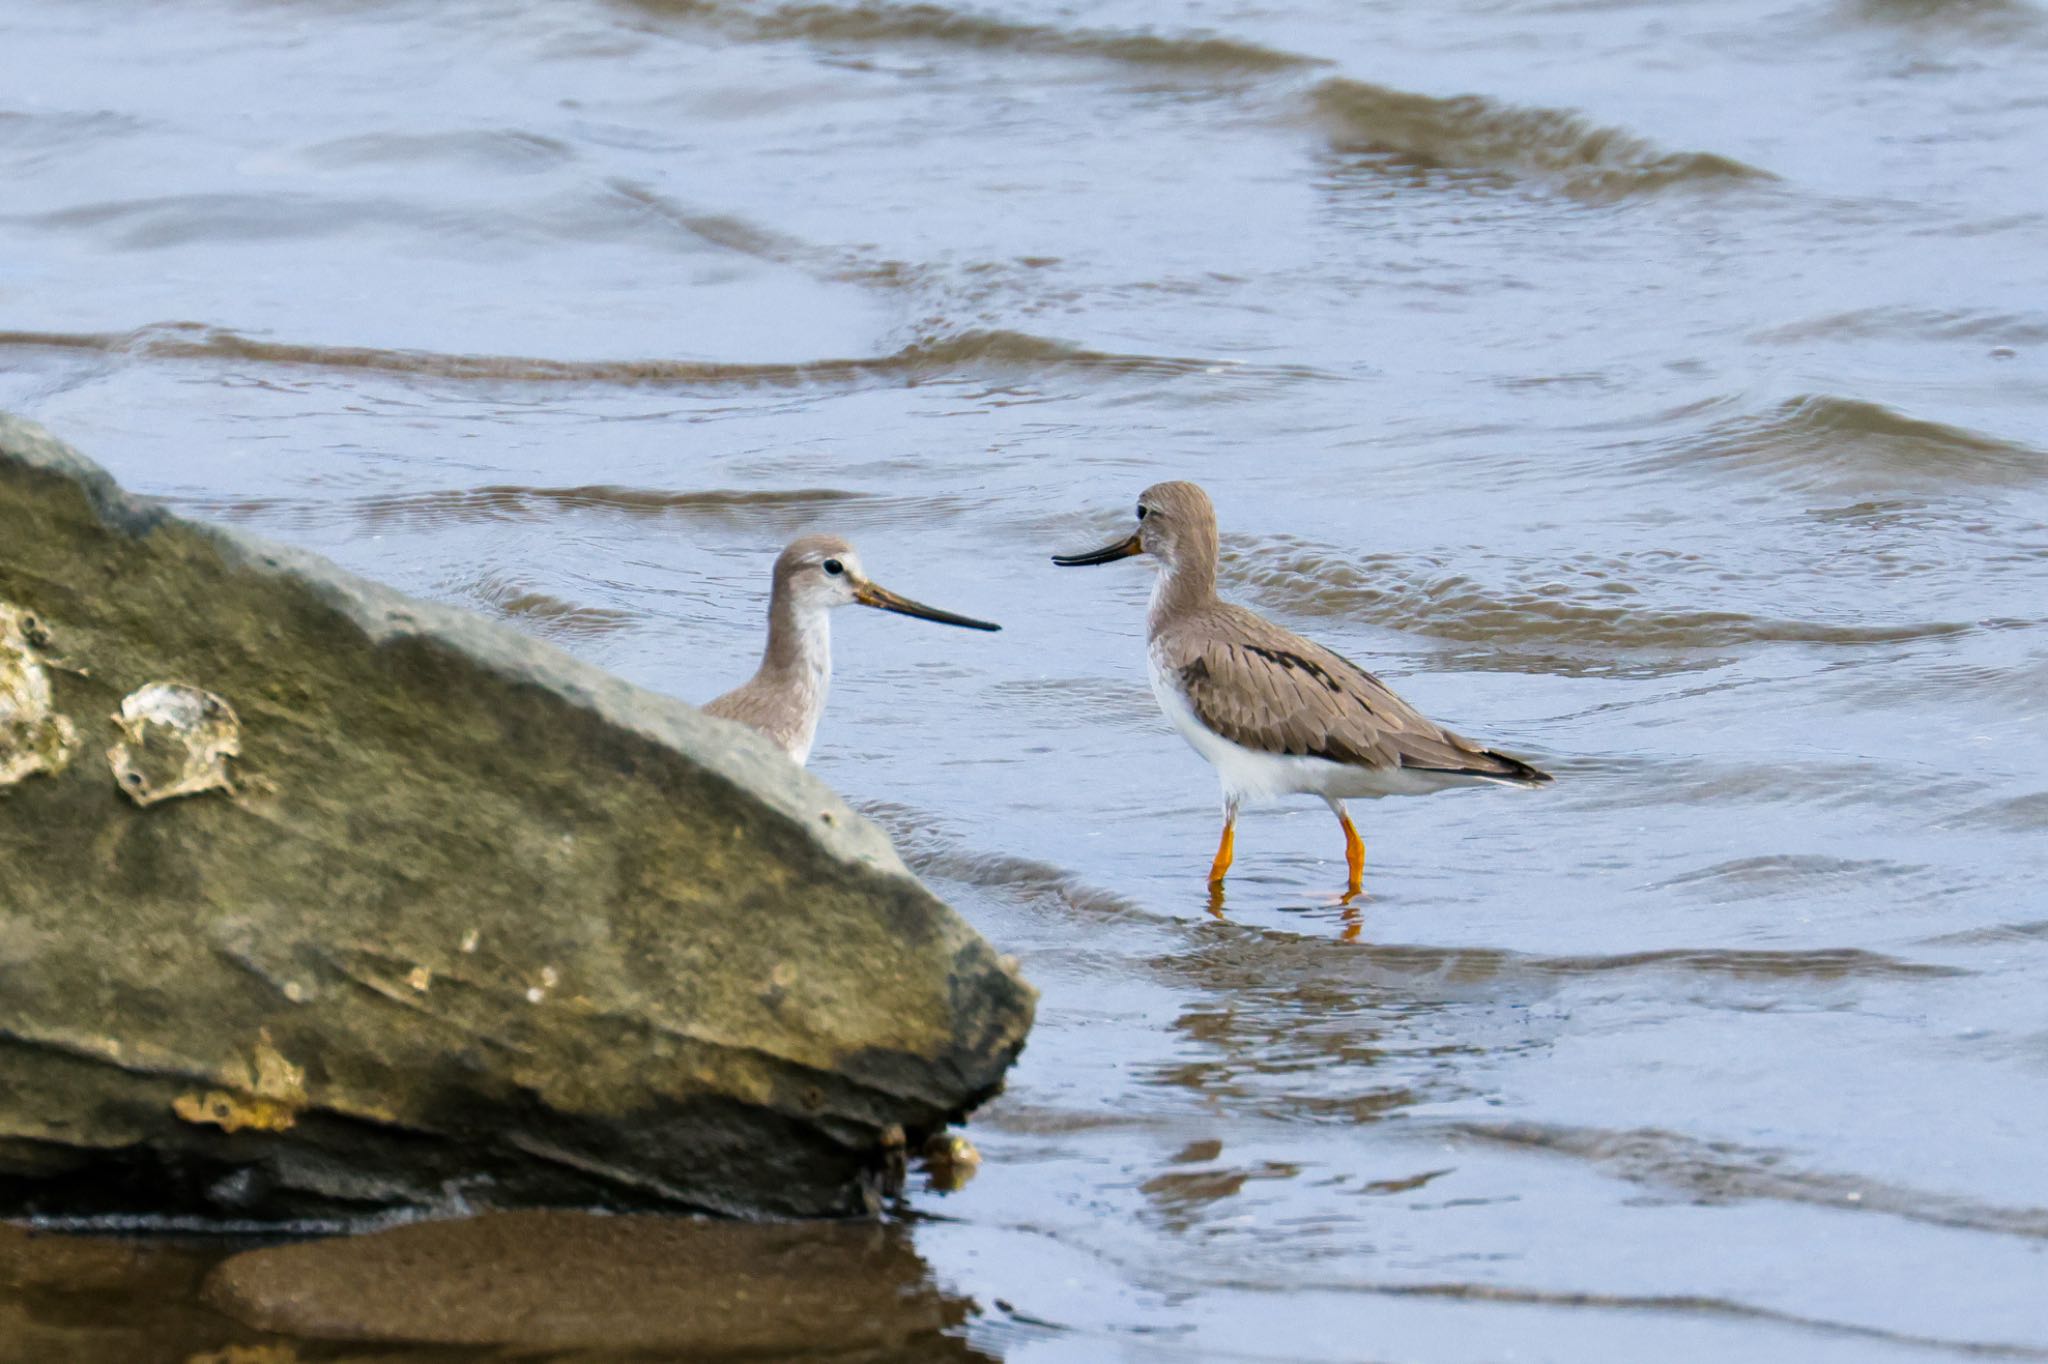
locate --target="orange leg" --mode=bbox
[1207,813,1237,886]
[1329,798,1365,900]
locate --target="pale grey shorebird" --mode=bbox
[1053,481,1550,899]
[703,533,999,764]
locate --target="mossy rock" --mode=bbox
[0,412,1033,1221]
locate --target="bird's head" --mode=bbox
[774,534,1000,630]
[1051,480,1216,574]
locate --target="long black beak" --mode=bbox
[854,580,1001,631]
[1051,530,1143,567]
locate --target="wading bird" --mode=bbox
[1054,482,1549,900]
[705,534,999,764]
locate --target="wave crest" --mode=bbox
[0,323,1321,390]
[1640,394,2047,490]
[638,0,1318,73]
[1309,78,1771,198]
[1227,539,1976,653]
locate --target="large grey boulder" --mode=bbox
[0,412,1032,1221]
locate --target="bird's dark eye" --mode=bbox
[822,558,844,576]
[1136,505,1148,520]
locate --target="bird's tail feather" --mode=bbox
[1408,748,1553,787]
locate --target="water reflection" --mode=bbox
[1143,925,1499,1130]
[1,1213,996,1363]
[1140,1141,1301,1235]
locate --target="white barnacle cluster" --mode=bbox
[106,680,242,807]
[0,601,79,788]
[0,597,243,807]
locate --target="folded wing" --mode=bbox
[1164,605,1549,784]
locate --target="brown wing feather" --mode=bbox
[1163,604,1548,782]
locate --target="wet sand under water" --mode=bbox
[4,0,2048,1358]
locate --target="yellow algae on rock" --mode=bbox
[184,1348,303,1364]
[172,1091,296,1134]
[174,1030,307,1134]
[0,601,78,788]
[921,1132,982,1192]
[107,681,242,807]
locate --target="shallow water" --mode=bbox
[4,0,2048,1357]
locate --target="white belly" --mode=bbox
[1147,647,1477,807]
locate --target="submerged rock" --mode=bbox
[0,412,1033,1222]
[2,1215,990,1362]
[203,1210,972,1355]
[0,1221,240,1364]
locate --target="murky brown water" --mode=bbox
[6,0,2048,1357]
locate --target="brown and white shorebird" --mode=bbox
[704,533,999,764]
[1054,481,1550,898]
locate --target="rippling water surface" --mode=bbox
[5,0,2047,1357]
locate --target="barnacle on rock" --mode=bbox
[0,601,78,789]
[107,681,242,807]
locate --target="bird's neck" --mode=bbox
[763,595,832,699]
[1149,549,1219,631]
